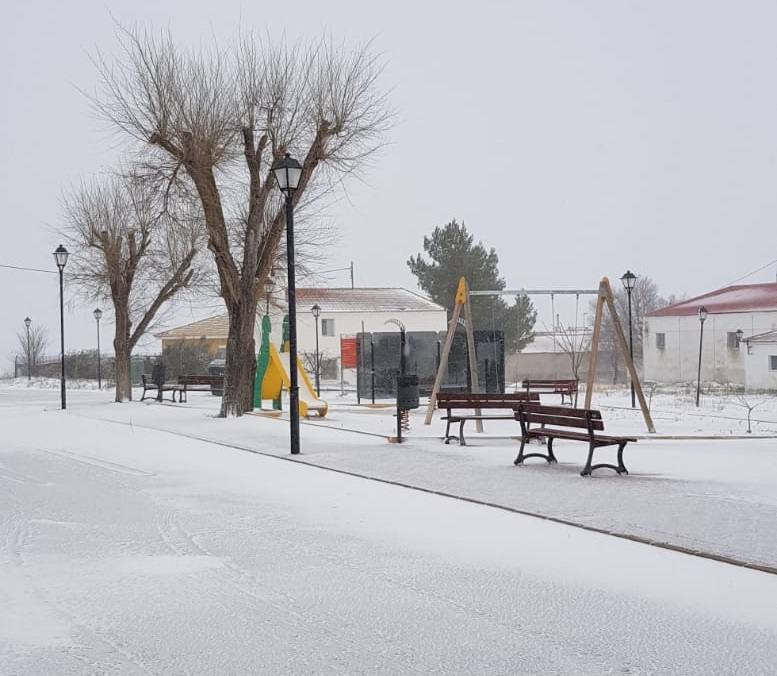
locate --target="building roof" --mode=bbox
[157,288,444,340]
[747,329,777,344]
[296,288,444,313]
[647,283,777,317]
[157,314,229,340]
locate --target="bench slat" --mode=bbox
[520,403,601,419]
[522,414,604,430]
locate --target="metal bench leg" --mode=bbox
[546,437,558,464]
[581,441,596,476]
[514,438,526,465]
[458,419,466,446]
[617,442,628,475]
[444,419,452,444]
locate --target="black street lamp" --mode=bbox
[272,153,303,455]
[620,270,637,408]
[311,303,321,396]
[263,277,275,315]
[696,306,708,407]
[93,308,103,390]
[24,317,32,380]
[53,245,69,410]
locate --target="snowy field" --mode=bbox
[2,385,777,674]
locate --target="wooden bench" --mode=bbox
[522,379,578,405]
[437,392,540,446]
[176,375,225,403]
[514,403,636,476]
[140,374,181,402]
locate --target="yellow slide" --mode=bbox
[261,343,328,417]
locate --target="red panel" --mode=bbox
[340,337,358,369]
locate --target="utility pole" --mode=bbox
[350,261,354,289]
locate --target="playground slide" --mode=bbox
[264,344,328,417]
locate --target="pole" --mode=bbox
[627,288,635,408]
[370,333,375,405]
[314,314,320,396]
[350,261,354,289]
[58,267,66,410]
[285,194,300,454]
[96,316,102,390]
[696,318,705,407]
[25,323,31,380]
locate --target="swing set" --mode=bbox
[424,276,656,433]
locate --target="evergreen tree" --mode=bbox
[407,219,536,352]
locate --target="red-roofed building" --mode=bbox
[643,283,777,387]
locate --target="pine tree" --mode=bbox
[407,219,536,352]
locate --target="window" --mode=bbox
[727,332,739,349]
[656,333,666,350]
[321,318,335,337]
[770,356,777,371]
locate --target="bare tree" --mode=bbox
[16,324,48,377]
[556,324,592,406]
[63,173,204,402]
[591,274,668,383]
[89,27,391,416]
[733,394,764,434]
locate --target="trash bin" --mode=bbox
[397,374,419,410]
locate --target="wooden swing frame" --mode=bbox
[423,276,656,434]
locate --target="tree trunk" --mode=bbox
[114,302,133,402]
[220,293,259,417]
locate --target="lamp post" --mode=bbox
[311,304,321,396]
[620,270,637,408]
[272,153,303,455]
[93,308,103,390]
[24,317,32,380]
[53,245,69,410]
[696,306,708,407]
[264,277,275,315]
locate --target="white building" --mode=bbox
[158,287,447,374]
[743,330,777,391]
[643,283,777,387]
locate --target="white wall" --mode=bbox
[745,342,777,390]
[643,311,777,385]
[257,308,448,364]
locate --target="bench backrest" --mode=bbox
[436,392,539,410]
[177,375,224,386]
[522,379,578,393]
[516,403,604,431]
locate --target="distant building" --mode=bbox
[743,330,777,391]
[643,283,777,388]
[157,288,447,375]
[506,329,619,385]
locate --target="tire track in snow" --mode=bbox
[155,508,425,673]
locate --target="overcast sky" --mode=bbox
[3,0,777,369]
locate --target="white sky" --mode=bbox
[3,0,777,369]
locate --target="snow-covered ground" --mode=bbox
[2,386,777,674]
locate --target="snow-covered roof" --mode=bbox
[157,288,443,340]
[746,329,777,344]
[648,283,777,317]
[157,314,229,340]
[296,288,443,313]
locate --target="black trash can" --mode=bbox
[397,374,420,410]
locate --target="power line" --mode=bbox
[726,257,777,286]
[0,263,56,274]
